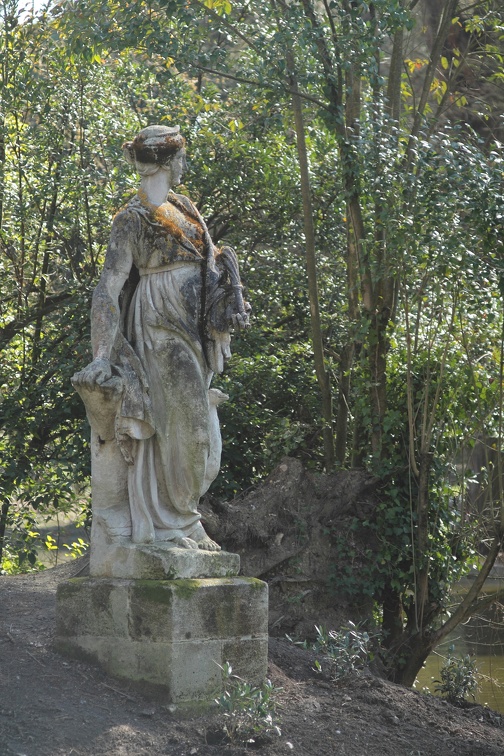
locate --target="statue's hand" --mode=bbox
[230,299,251,330]
[71,358,123,440]
[231,311,250,330]
[71,358,114,392]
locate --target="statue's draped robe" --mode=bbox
[109,193,231,543]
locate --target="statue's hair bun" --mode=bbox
[122,125,185,168]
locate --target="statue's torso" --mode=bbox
[113,193,207,271]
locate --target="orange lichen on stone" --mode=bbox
[136,190,204,248]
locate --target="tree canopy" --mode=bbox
[1,0,504,685]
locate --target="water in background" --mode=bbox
[416,577,504,714]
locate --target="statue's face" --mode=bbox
[168,150,187,186]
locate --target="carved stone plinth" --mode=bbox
[88,428,241,580]
[55,577,268,706]
[90,535,241,580]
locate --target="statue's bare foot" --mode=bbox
[190,522,221,552]
[197,534,221,551]
[172,536,199,550]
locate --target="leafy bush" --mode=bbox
[0,510,45,575]
[215,662,281,745]
[63,538,89,559]
[434,650,479,704]
[295,623,379,681]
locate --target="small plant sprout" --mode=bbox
[215,661,282,744]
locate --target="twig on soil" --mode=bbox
[26,650,46,667]
[72,558,90,577]
[270,615,287,630]
[100,682,136,701]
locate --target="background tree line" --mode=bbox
[1,0,504,686]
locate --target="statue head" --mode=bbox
[122,125,186,178]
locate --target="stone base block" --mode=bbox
[55,577,268,705]
[90,537,240,580]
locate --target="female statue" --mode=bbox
[73,125,249,552]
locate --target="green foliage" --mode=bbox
[215,661,281,744]
[63,537,89,559]
[213,329,323,495]
[293,623,378,681]
[0,508,45,574]
[312,623,378,680]
[434,650,480,704]
[330,484,478,603]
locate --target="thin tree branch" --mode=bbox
[322,0,339,52]
[190,63,330,110]
[299,0,341,112]
[470,586,504,615]
[405,0,459,164]
[0,293,77,351]
[433,531,504,643]
[189,0,263,55]
[402,282,420,477]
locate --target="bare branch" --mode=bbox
[188,0,262,55]
[190,63,330,111]
[0,293,76,352]
[433,531,504,642]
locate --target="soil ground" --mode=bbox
[1,560,504,756]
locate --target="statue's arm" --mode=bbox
[91,254,132,361]
[73,213,136,390]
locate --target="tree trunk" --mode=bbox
[335,341,354,464]
[382,585,404,652]
[289,62,335,472]
[0,501,10,565]
[415,451,433,628]
[391,632,436,687]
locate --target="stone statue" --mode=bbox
[72,125,249,562]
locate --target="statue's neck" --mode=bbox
[139,172,172,207]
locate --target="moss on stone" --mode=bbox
[241,577,266,590]
[213,594,241,635]
[172,579,203,599]
[130,580,174,606]
[129,578,210,603]
[56,577,88,598]
[90,582,115,612]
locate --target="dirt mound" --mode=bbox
[201,457,377,638]
[1,560,504,755]
[2,460,504,754]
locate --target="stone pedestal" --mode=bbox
[89,536,241,580]
[55,576,268,705]
[56,428,269,705]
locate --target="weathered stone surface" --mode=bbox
[56,577,268,705]
[59,129,263,707]
[89,535,240,579]
[71,124,250,566]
